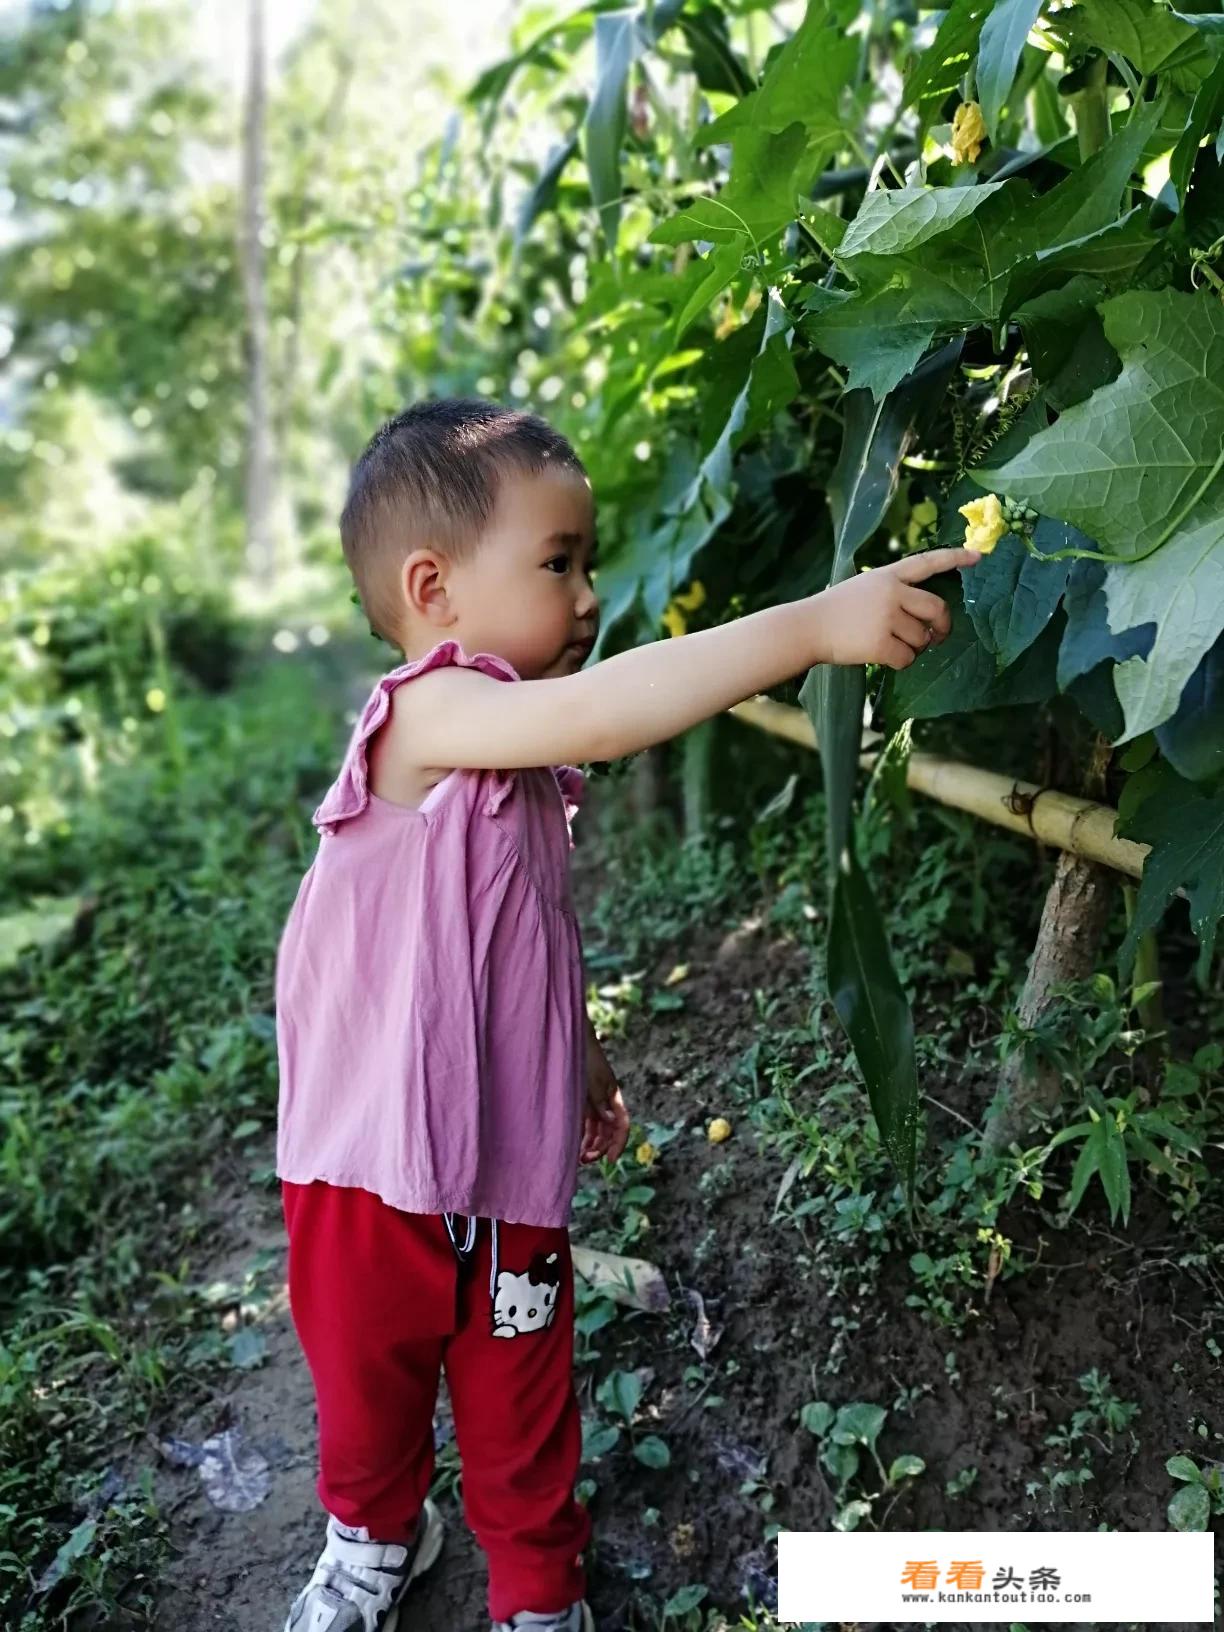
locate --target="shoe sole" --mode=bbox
[384,1500,445,1632]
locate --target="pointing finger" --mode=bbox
[897,547,981,582]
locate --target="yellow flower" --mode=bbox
[661,579,706,638]
[951,101,987,166]
[958,492,1007,555]
[145,687,167,713]
[707,1117,732,1145]
[636,1141,658,1167]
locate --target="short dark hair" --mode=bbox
[339,397,587,645]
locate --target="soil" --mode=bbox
[151,790,1223,1632]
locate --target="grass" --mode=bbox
[0,636,343,1629]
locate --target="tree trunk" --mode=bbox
[983,849,1114,1154]
[240,0,277,584]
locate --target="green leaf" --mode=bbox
[35,1517,98,1593]
[808,110,1161,398]
[227,1326,267,1369]
[663,1584,708,1616]
[590,292,791,656]
[1097,1113,1132,1225]
[649,120,812,247]
[836,183,1007,261]
[1066,1122,1103,1214]
[1168,1481,1212,1530]
[978,0,1044,139]
[515,133,580,251]
[834,1401,887,1448]
[1172,54,1224,202]
[1119,787,1224,976]
[803,345,962,853]
[1107,516,1224,740]
[962,523,1073,671]
[633,1434,671,1469]
[582,1421,622,1460]
[903,0,994,110]
[696,2,857,156]
[584,10,642,252]
[672,240,745,339]
[1167,3,1224,32]
[597,1366,644,1423]
[1167,1454,1203,1483]
[1065,0,1207,76]
[800,346,961,1210]
[677,7,754,95]
[982,290,1224,738]
[1156,631,1224,780]
[1057,559,1155,691]
[891,584,1061,719]
[827,849,919,1206]
[889,1453,926,1481]
[801,1400,835,1437]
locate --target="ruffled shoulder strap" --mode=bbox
[312,639,520,836]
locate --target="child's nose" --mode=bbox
[574,577,598,618]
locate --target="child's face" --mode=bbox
[443,465,600,680]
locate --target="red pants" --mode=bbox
[282,1180,591,1621]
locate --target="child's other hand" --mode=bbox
[819,547,980,669]
[580,1029,630,1166]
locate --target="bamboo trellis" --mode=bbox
[728,697,1148,879]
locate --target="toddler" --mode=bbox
[275,397,975,1632]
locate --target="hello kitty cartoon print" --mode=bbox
[492,1249,563,1339]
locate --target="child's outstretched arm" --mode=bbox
[400,547,978,772]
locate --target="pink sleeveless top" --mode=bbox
[274,639,588,1228]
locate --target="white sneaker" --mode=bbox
[283,1499,444,1631]
[492,1604,594,1632]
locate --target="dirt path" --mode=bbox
[151,791,1222,1632]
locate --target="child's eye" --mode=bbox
[545,555,570,574]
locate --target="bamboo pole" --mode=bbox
[728,697,1148,879]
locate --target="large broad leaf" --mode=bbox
[798,343,961,1209]
[805,108,1161,398]
[1119,785,1224,978]
[978,0,1044,139]
[1057,558,1155,690]
[695,0,857,156]
[649,120,813,247]
[890,586,1062,719]
[1108,517,1224,740]
[981,289,1224,738]
[962,519,1073,671]
[827,850,919,1202]
[1156,631,1224,781]
[1060,0,1210,79]
[652,1,856,251]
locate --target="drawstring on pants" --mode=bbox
[442,1212,499,1302]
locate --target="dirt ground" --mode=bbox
[151,799,1223,1632]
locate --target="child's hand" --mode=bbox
[818,547,979,669]
[580,1026,630,1166]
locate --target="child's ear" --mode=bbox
[401,549,454,628]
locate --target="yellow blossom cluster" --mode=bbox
[661,579,707,638]
[951,100,987,166]
[958,493,1007,554]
